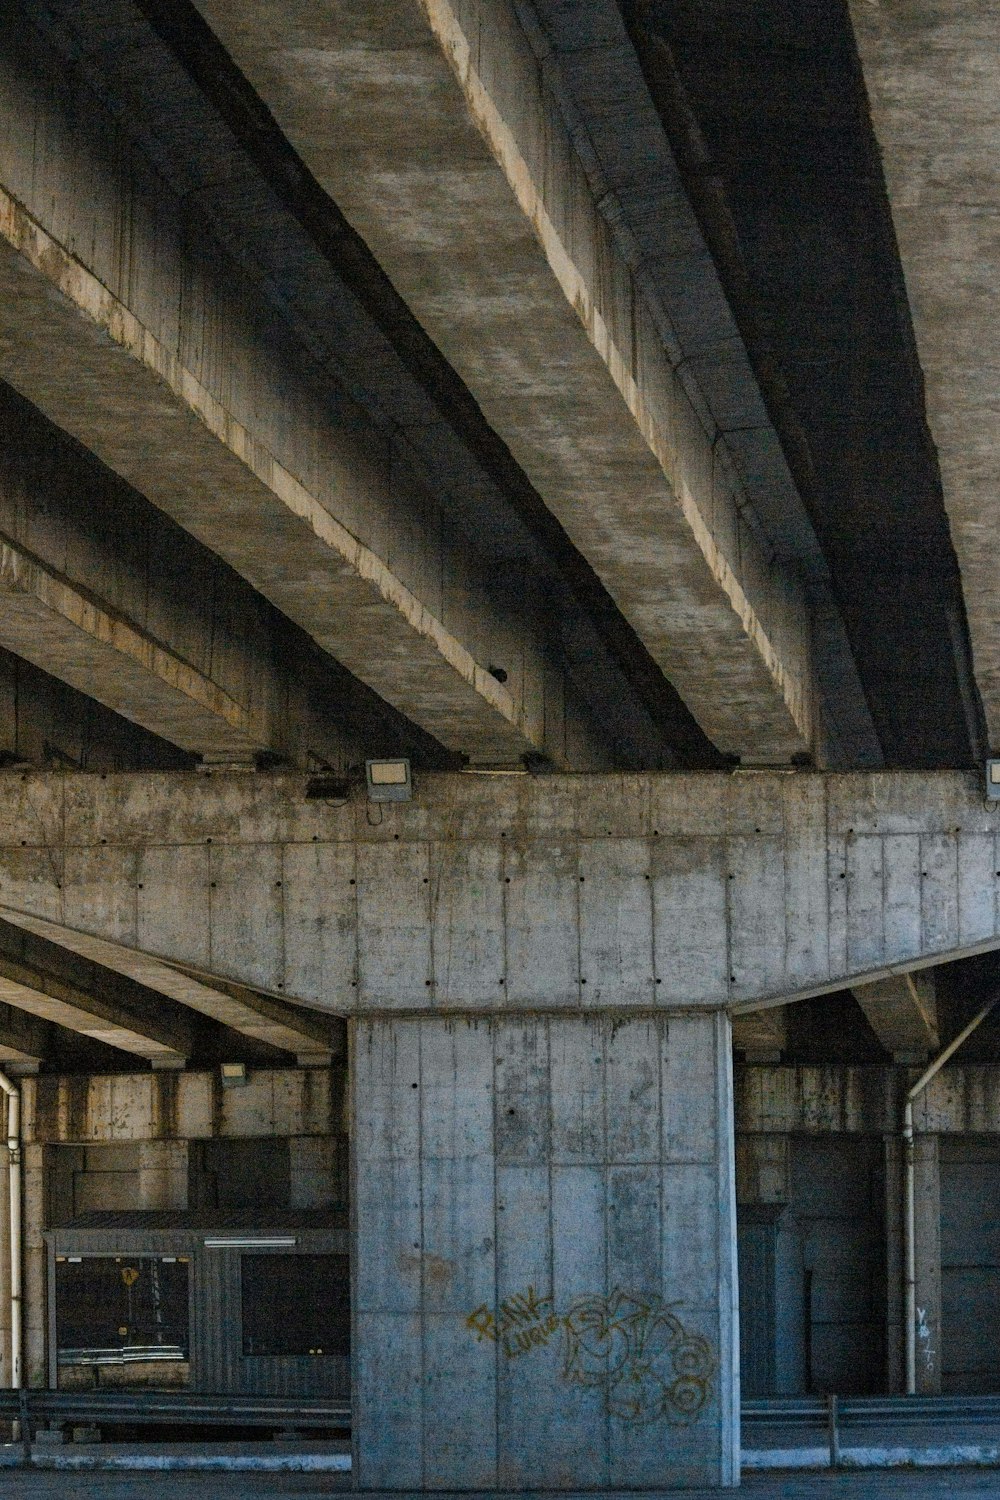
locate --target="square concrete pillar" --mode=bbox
[913,1135,941,1394]
[351,1011,738,1491]
[885,1132,941,1394]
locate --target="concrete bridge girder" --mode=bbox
[0,536,259,761]
[852,973,940,1062]
[848,1,1000,749]
[0,15,632,772]
[0,382,444,773]
[0,1000,48,1071]
[190,0,853,765]
[0,954,189,1066]
[0,185,527,764]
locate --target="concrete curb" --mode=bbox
[0,1446,352,1472]
[744,1445,1000,1470]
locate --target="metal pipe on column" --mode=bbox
[903,994,998,1394]
[0,1070,21,1390]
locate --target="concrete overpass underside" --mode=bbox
[0,0,995,1490]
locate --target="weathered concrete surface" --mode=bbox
[0,1001,47,1068]
[0,953,188,1065]
[848,2,1000,746]
[352,1011,738,1490]
[0,906,336,1060]
[20,1068,344,1146]
[737,1063,967,1398]
[193,0,821,764]
[0,770,993,1016]
[0,15,609,769]
[0,386,430,771]
[0,539,258,761]
[0,644,192,776]
[731,1009,787,1062]
[736,1065,1000,1137]
[852,975,939,1061]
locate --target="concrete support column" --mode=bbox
[884,1135,903,1393]
[23,1142,44,1387]
[885,1131,941,1394]
[912,1135,942,1395]
[351,1010,738,1492]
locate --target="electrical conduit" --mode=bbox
[0,1070,21,1390]
[903,995,998,1394]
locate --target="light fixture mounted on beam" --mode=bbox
[987,759,1000,801]
[219,1061,247,1089]
[203,1236,297,1249]
[366,757,412,802]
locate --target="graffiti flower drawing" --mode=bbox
[562,1289,714,1425]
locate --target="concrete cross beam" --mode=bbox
[852,974,940,1063]
[191,0,822,764]
[0,768,992,1016]
[0,954,189,1066]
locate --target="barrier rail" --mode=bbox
[0,1387,349,1458]
[743,1393,1000,1470]
[744,1394,1000,1425]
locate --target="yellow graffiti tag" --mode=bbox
[466,1285,716,1425]
[465,1285,560,1356]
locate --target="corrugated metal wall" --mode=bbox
[48,1223,350,1399]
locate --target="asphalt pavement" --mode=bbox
[3,1472,1000,1500]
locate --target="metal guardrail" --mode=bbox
[744,1393,1000,1426]
[743,1393,1000,1470]
[0,1387,350,1455]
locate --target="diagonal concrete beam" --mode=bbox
[192,0,819,763]
[0,537,259,760]
[0,907,336,1061]
[0,954,189,1066]
[0,1001,48,1070]
[731,1007,787,1062]
[852,974,939,1062]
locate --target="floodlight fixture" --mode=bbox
[366,757,412,802]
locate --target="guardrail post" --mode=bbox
[17,1386,29,1464]
[826,1392,840,1469]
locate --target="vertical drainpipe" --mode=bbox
[903,995,998,1394]
[0,1070,20,1390]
